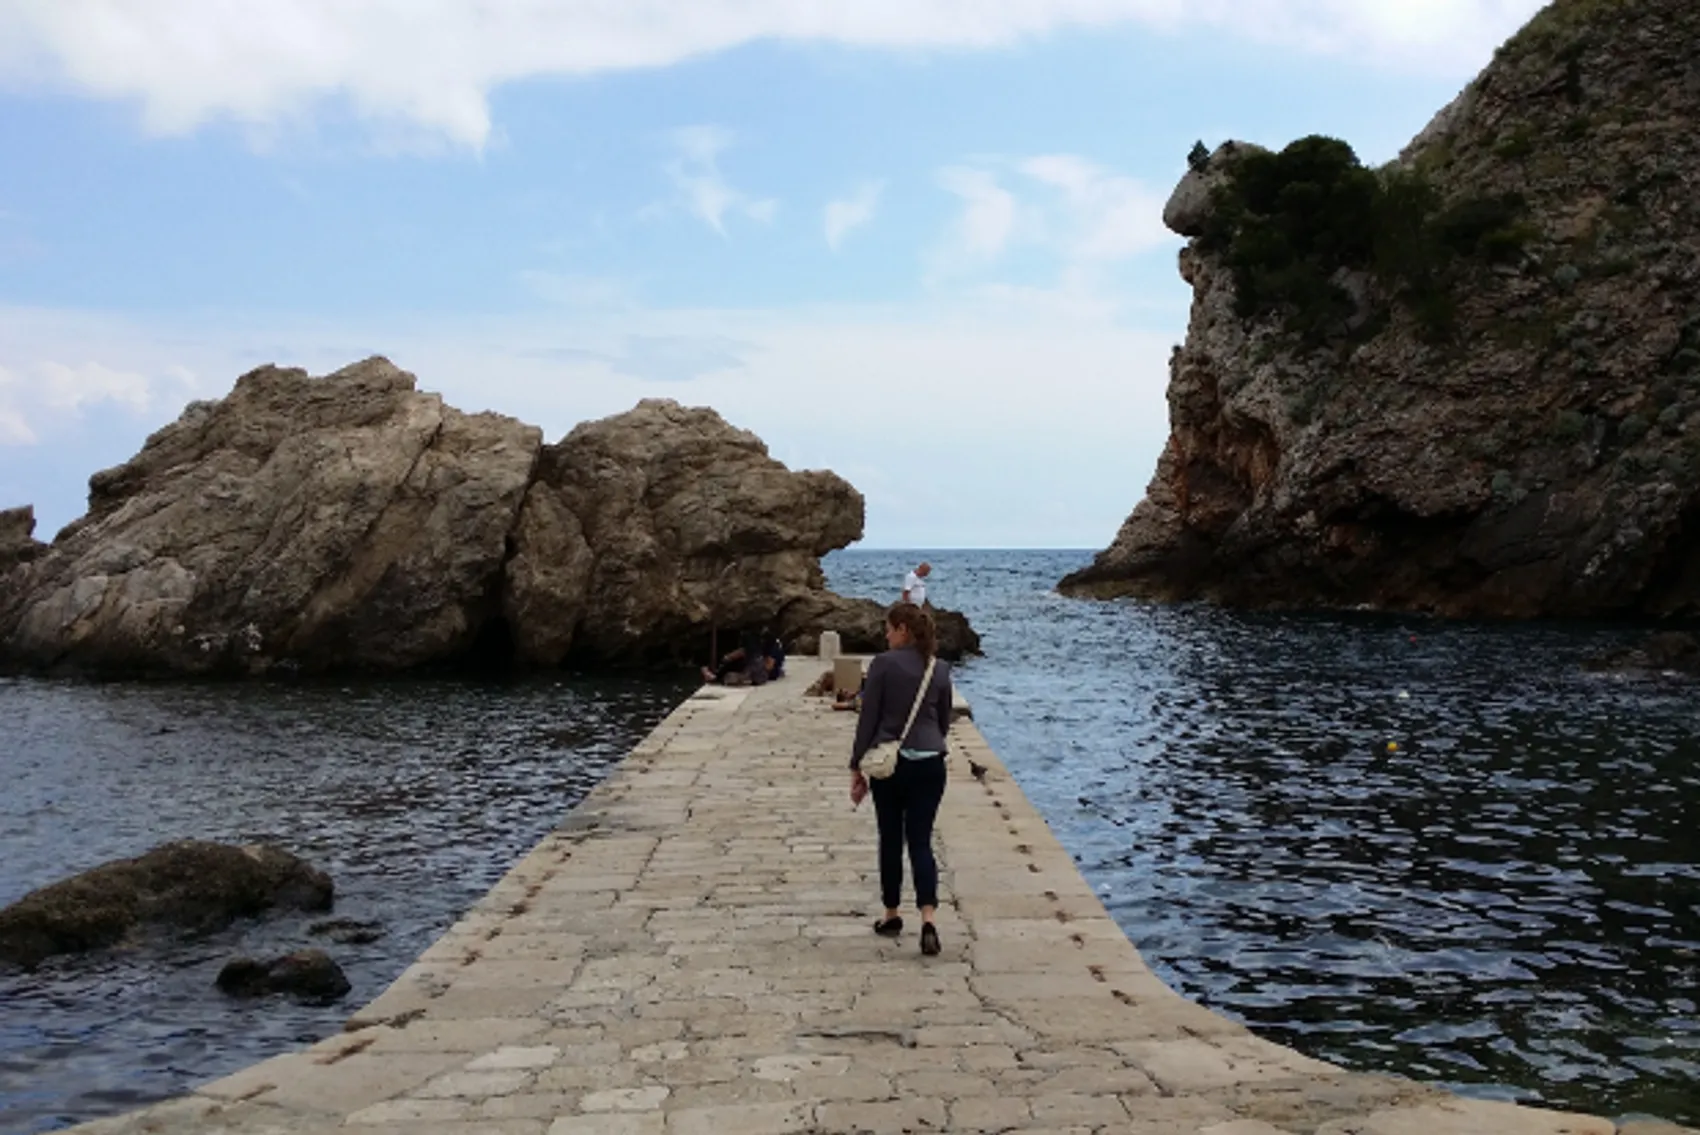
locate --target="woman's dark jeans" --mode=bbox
[869,755,948,911]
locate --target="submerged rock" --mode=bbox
[1586,631,1700,676]
[1065,0,1700,620]
[0,360,978,674]
[308,917,386,945]
[0,841,333,969]
[217,948,350,1001]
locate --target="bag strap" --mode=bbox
[895,657,937,749]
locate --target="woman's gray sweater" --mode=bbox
[850,646,954,770]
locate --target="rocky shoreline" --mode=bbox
[0,357,977,677]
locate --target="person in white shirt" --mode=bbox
[902,562,932,607]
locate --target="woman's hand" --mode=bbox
[849,770,869,808]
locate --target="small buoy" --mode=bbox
[1396,691,1410,700]
[1387,742,1400,753]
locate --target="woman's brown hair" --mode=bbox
[886,602,937,659]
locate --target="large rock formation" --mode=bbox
[1064,0,1700,619]
[0,358,978,673]
[0,841,334,969]
[0,359,537,673]
[506,400,860,665]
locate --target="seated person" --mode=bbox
[701,629,784,686]
[763,634,786,680]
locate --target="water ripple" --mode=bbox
[0,674,689,1135]
[827,550,1700,1125]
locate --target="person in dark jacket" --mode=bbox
[701,629,784,686]
[849,602,954,956]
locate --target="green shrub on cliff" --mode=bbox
[1198,135,1534,344]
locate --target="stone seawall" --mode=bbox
[60,670,1688,1134]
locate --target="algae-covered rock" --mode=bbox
[0,841,334,969]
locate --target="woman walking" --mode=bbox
[849,602,954,955]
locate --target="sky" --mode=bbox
[0,0,1547,549]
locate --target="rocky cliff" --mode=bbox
[1063,0,1700,618]
[0,358,977,675]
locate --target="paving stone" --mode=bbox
[346,1098,470,1124]
[548,1117,664,1135]
[949,1094,1032,1130]
[1314,1100,1618,1134]
[662,1079,796,1110]
[1112,1095,1240,1133]
[814,1097,950,1134]
[629,1041,689,1064]
[752,1054,851,1081]
[1027,1093,1129,1126]
[665,1101,813,1135]
[579,1087,669,1112]
[469,1047,563,1072]
[895,1069,1000,1098]
[369,1019,551,1055]
[531,1064,643,1094]
[472,1094,580,1121]
[360,1123,546,1135]
[959,1045,1020,1072]
[1040,1063,1158,1096]
[244,1051,467,1115]
[640,1058,740,1086]
[415,1069,534,1099]
[784,1071,893,1102]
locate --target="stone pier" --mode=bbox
[62,671,1690,1134]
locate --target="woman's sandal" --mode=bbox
[920,923,940,956]
[873,916,903,937]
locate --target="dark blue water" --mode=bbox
[827,549,1700,1125]
[2,550,1697,1130]
[0,675,691,1134]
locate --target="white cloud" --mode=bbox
[0,367,36,445]
[0,1,1546,149]
[39,361,153,413]
[1020,154,1172,261]
[663,125,775,234]
[937,167,1018,261]
[0,407,34,446]
[824,181,886,251]
[0,315,208,457]
[931,154,1175,285]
